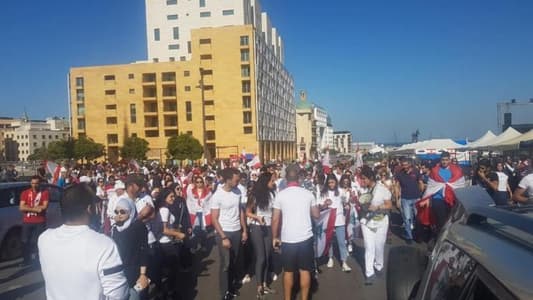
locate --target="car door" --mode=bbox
[44,185,63,228]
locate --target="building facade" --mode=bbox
[2,117,69,162]
[333,131,352,154]
[497,99,533,133]
[0,117,14,161]
[69,25,295,162]
[295,92,313,161]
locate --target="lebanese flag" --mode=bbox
[130,159,140,173]
[246,155,261,169]
[44,160,61,184]
[314,208,336,258]
[190,211,212,229]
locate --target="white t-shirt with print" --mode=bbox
[319,190,345,227]
[158,207,176,244]
[210,188,242,232]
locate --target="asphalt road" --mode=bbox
[0,212,419,300]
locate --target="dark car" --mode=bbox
[0,182,63,261]
[387,186,533,300]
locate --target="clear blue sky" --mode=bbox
[1,0,533,143]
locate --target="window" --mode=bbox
[164,130,178,137]
[154,28,160,41]
[76,89,84,101]
[106,117,117,124]
[186,131,193,136]
[199,38,211,44]
[104,75,115,81]
[77,104,85,115]
[242,81,251,93]
[107,134,118,144]
[106,104,117,110]
[240,36,249,46]
[173,27,179,40]
[243,111,252,124]
[242,96,251,108]
[129,88,135,94]
[199,0,206,7]
[205,115,215,120]
[41,135,45,139]
[184,86,191,91]
[128,73,134,79]
[146,130,159,138]
[33,142,37,147]
[162,72,176,81]
[168,44,179,50]
[105,90,116,95]
[200,12,211,17]
[132,133,137,138]
[205,130,215,140]
[203,85,213,90]
[142,73,156,83]
[184,70,190,77]
[167,14,178,20]
[200,54,212,60]
[187,42,191,54]
[169,57,175,61]
[202,69,213,75]
[78,119,85,130]
[241,65,250,77]
[130,104,136,123]
[75,77,84,87]
[163,86,176,96]
[204,100,214,105]
[222,9,234,16]
[180,56,186,61]
[33,135,36,139]
[166,0,177,5]
[244,127,253,134]
[186,101,192,121]
[240,49,249,62]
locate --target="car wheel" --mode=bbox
[387,246,427,300]
[0,228,22,262]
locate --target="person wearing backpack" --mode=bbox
[154,188,187,299]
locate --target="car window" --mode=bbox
[0,189,16,208]
[425,241,476,300]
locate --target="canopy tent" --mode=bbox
[490,129,533,150]
[393,139,464,153]
[368,145,386,154]
[461,131,496,149]
[471,127,522,149]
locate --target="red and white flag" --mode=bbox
[314,208,336,257]
[246,155,261,169]
[44,160,61,184]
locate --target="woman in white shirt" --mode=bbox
[155,188,186,299]
[359,167,392,285]
[186,175,212,251]
[318,174,352,272]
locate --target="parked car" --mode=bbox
[0,182,63,261]
[387,186,533,300]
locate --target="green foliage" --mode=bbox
[47,139,75,160]
[27,147,49,161]
[74,136,105,162]
[120,136,149,161]
[166,133,203,160]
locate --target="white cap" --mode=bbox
[60,167,67,172]
[114,180,125,190]
[79,176,91,183]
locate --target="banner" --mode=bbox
[314,208,336,258]
[44,160,61,185]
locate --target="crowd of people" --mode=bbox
[8,151,533,300]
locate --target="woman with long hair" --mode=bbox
[339,174,359,252]
[186,175,212,251]
[318,174,352,272]
[359,167,392,285]
[246,172,277,298]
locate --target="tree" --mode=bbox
[74,136,105,163]
[47,139,75,160]
[166,133,204,161]
[27,147,49,161]
[120,136,149,161]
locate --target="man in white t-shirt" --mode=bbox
[512,173,533,204]
[211,168,248,300]
[272,164,319,300]
[39,183,129,300]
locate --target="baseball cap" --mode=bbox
[114,180,125,190]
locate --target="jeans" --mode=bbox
[329,225,349,262]
[400,198,417,240]
[217,230,241,298]
[249,224,272,286]
[21,222,45,263]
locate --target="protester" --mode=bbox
[512,172,533,204]
[272,164,319,300]
[394,158,423,243]
[38,183,129,300]
[19,175,49,266]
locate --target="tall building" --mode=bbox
[146,0,283,63]
[0,117,15,161]
[70,24,295,162]
[295,91,313,161]
[497,99,533,133]
[333,131,352,154]
[2,117,69,162]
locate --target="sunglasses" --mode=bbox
[195,181,203,184]
[114,209,128,215]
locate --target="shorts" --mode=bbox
[280,238,314,272]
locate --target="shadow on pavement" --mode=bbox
[0,263,40,284]
[0,282,43,299]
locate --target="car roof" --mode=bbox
[0,181,31,189]
[449,186,533,299]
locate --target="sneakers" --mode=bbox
[241,274,251,284]
[262,286,276,294]
[341,261,352,272]
[365,275,376,286]
[327,257,334,268]
[347,243,353,253]
[271,272,278,282]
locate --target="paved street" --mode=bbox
[0,212,416,300]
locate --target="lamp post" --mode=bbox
[199,68,211,161]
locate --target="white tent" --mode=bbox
[491,129,533,150]
[393,139,463,154]
[462,130,496,149]
[472,127,522,149]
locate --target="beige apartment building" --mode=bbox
[69,25,295,162]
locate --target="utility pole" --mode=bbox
[199,68,211,161]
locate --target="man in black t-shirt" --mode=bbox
[394,158,423,243]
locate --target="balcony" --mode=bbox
[161,72,176,83]
[162,86,177,99]
[143,86,157,99]
[143,102,158,114]
[142,73,156,85]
